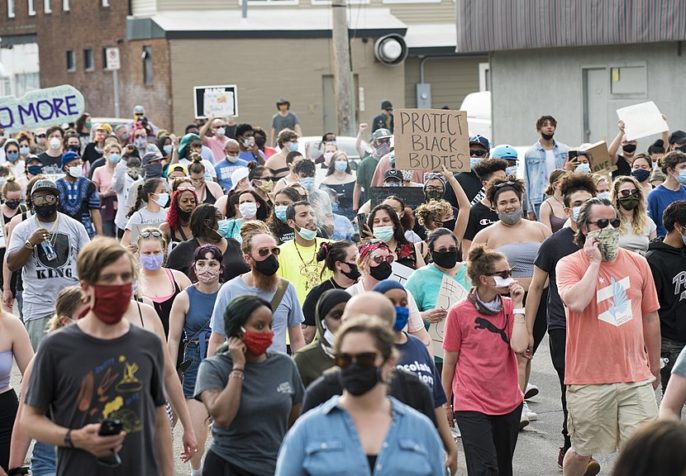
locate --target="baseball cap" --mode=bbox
[381,100,393,111]
[491,144,518,160]
[372,128,392,141]
[469,135,490,150]
[168,164,188,176]
[31,179,59,196]
[94,123,112,134]
[384,169,403,183]
[134,105,145,115]
[230,167,250,190]
[142,151,163,165]
[60,150,80,169]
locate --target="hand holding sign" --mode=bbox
[616,101,669,141]
[394,109,470,172]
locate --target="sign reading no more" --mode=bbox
[0,85,85,134]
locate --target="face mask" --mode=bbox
[49,137,61,150]
[373,143,390,158]
[338,362,382,396]
[469,157,480,169]
[323,327,336,346]
[541,132,554,141]
[678,170,686,185]
[424,189,443,201]
[85,120,92,129]
[153,192,169,207]
[587,227,620,261]
[324,152,335,162]
[331,202,339,213]
[6,152,18,162]
[217,219,232,238]
[431,249,459,269]
[226,154,239,163]
[618,196,640,211]
[393,306,410,331]
[505,165,517,176]
[127,167,140,180]
[194,265,219,284]
[254,254,280,276]
[239,202,257,219]
[140,254,164,271]
[631,169,650,183]
[68,145,80,153]
[575,163,591,174]
[274,205,288,222]
[19,146,30,155]
[242,139,252,149]
[144,162,163,178]
[297,226,317,241]
[389,154,396,167]
[163,144,173,155]
[373,226,394,243]
[572,206,582,223]
[178,208,192,221]
[597,191,611,200]
[287,142,299,153]
[622,144,637,154]
[34,203,57,218]
[27,165,43,176]
[109,153,121,164]
[369,261,393,281]
[300,177,315,192]
[681,229,686,247]
[254,136,266,148]
[67,166,83,178]
[134,137,147,149]
[334,161,347,172]
[241,327,274,355]
[258,180,273,193]
[498,208,523,225]
[493,276,515,288]
[89,283,133,325]
[215,127,226,137]
[341,262,361,281]
[5,200,20,210]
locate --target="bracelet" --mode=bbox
[232,367,244,372]
[513,308,526,315]
[8,467,30,476]
[230,370,245,380]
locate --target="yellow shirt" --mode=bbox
[277,238,332,305]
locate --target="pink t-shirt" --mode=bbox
[556,248,660,385]
[91,165,114,194]
[204,135,229,163]
[442,297,523,415]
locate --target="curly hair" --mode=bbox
[485,176,525,205]
[415,199,452,230]
[559,172,597,207]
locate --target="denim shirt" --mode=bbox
[523,140,569,209]
[275,395,445,476]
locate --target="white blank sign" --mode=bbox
[616,101,668,141]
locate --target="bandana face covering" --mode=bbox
[241,327,274,355]
[89,283,133,324]
[587,227,620,261]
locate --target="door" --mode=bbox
[583,68,608,143]
[322,74,359,135]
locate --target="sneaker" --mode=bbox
[519,406,530,430]
[522,401,538,421]
[524,383,539,400]
[584,458,601,476]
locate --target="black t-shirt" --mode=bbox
[37,151,62,172]
[464,202,498,241]
[302,367,437,426]
[534,226,579,331]
[302,278,344,327]
[444,171,482,210]
[82,142,104,165]
[612,155,631,179]
[167,238,249,283]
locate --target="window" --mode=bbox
[610,65,646,96]
[142,46,153,85]
[62,0,69,11]
[102,0,110,5]
[8,0,15,18]
[243,0,299,6]
[44,0,51,13]
[28,0,36,15]
[84,49,94,71]
[66,50,75,72]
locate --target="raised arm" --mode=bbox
[608,121,625,164]
[441,165,470,241]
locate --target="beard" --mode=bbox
[252,269,278,291]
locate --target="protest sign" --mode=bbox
[581,141,616,174]
[394,108,470,172]
[193,85,238,119]
[369,186,425,210]
[0,85,85,134]
[389,262,413,285]
[616,101,668,141]
[429,275,469,358]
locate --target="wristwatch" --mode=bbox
[513,308,526,315]
[64,428,74,448]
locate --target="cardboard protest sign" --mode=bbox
[394,109,470,172]
[369,186,425,210]
[193,85,238,119]
[0,85,85,134]
[429,275,469,358]
[616,101,668,141]
[389,262,413,285]
[581,141,616,174]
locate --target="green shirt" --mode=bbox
[355,154,378,204]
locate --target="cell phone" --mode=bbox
[356,213,368,227]
[97,419,123,468]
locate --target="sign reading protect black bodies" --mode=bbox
[394,108,470,172]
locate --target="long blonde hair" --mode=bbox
[611,176,648,235]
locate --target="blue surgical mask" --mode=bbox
[597,191,610,200]
[27,165,42,175]
[6,152,19,162]
[153,192,169,207]
[331,202,339,213]
[373,225,394,243]
[300,176,315,192]
[297,226,317,241]
[109,153,121,164]
[470,157,480,169]
[19,146,30,155]
[288,142,299,152]
[334,161,347,172]
[678,170,686,185]
[274,205,288,222]
[217,218,232,238]
[575,163,591,174]
[572,206,581,223]
[681,231,686,247]
[393,306,410,331]
[505,165,517,176]
[163,144,173,155]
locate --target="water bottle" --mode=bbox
[41,240,57,261]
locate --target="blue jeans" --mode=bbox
[31,441,56,476]
[182,339,204,398]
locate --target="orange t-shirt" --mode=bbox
[556,248,659,385]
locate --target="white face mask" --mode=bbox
[238,202,257,219]
[49,137,61,150]
[215,127,226,137]
[67,166,83,178]
[493,276,515,288]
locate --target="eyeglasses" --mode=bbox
[36,134,46,138]
[255,177,274,182]
[589,218,621,229]
[140,230,163,239]
[370,254,394,265]
[32,195,57,206]
[470,149,488,158]
[334,352,378,369]
[618,189,639,198]
[488,268,513,279]
[257,247,281,257]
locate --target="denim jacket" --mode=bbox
[523,140,569,210]
[275,396,445,476]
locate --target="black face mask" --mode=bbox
[67,145,80,152]
[369,261,393,281]
[254,136,266,148]
[431,249,459,269]
[424,190,444,202]
[178,209,192,222]
[254,254,280,276]
[631,169,651,183]
[338,363,382,396]
[34,203,57,218]
[5,200,21,210]
[541,132,554,141]
[622,144,637,154]
[341,263,361,281]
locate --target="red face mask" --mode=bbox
[241,328,274,355]
[85,283,133,325]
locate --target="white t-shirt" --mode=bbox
[125,207,168,240]
[618,217,657,255]
[545,149,556,176]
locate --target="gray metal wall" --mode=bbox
[490,42,686,150]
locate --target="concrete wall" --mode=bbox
[168,37,405,136]
[490,42,686,149]
[404,56,485,109]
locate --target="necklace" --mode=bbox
[294,239,321,292]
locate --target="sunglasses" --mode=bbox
[494,180,516,189]
[140,230,163,239]
[618,189,639,198]
[370,254,394,265]
[257,247,280,257]
[334,352,378,369]
[33,195,57,206]
[36,134,46,138]
[488,268,513,279]
[589,218,621,229]
[470,149,488,158]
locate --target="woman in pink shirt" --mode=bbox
[92,142,122,237]
[441,245,528,476]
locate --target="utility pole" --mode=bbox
[331,0,354,137]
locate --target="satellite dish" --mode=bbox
[374,34,408,66]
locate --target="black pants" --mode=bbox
[455,403,522,476]
[661,336,686,394]
[548,328,570,450]
[203,450,259,476]
[0,389,19,472]
[525,288,549,354]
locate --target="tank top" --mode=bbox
[184,286,219,360]
[549,213,567,233]
[144,268,182,337]
[0,350,12,389]
[201,186,217,205]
